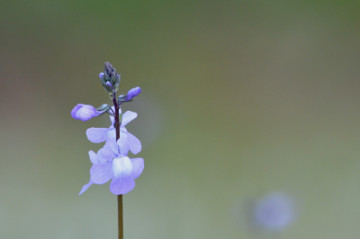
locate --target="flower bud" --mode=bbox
[99,72,105,81]
[104,62,116,78]
[125,87,141,101]
[114,73,120,90]
[104,81,112,91]
[101,62,120,94]
[71,104,100,121]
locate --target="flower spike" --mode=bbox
[72,62,144,197]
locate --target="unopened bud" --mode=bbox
[99,72,105,80]
[125,87,141,101]
[71,104,100,121]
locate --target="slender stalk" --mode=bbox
[113,94,123,239]
[118,195,123,239]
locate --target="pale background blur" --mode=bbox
[1,0,360,238]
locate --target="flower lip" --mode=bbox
[112,156,133,178]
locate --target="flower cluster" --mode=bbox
[71,62,143,195]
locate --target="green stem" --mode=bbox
[118,195,123,239]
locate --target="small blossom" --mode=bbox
[125,87,141,101]
[86,109,141,155]
[253,192,296,231]
[79,139,144,195]
[71,104,100,121]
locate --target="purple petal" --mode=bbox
[79,180,93,195]
[98,140,118,161]
[98,148,114,163]
[86,127,109,143]
[90,161,112,184]
[131,158,144,179]
[106,128,116,140]
[71,104,82,118]
[109,177,135,195]
[121,111,137,127]
[88,150,98,164]
[105,139,119,153]
[126,132,142,155]
[117,131,130,156]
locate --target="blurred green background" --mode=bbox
[1,0,360,238]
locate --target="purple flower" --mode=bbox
[86,109,141,155]
[125,87,141,101]
[253,192,296,231]
[79,139,144,195]
[71,104,100,121]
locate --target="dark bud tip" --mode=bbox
[104,62,117,79]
